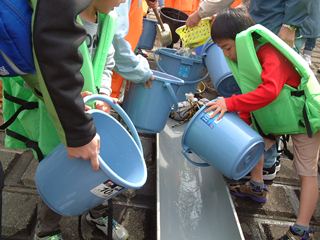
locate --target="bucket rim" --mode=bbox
[90,110,147,189]
[231,140,264,180]
[152,69,185,86]
[159,7,189,23]
[181,102,207,150]
[202,41,216,56]
[143,17,158,24]
[156,47,203,64]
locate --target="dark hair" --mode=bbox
[211,8,255,41]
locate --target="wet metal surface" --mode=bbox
[157,119,244,240]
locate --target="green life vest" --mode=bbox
[0,11,117,158]
[226,24,320,137]
[80,11,117,93]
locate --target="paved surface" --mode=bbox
[0,40,320,239]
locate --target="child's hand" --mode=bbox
[205,97,227,120]
[81,91,93,111]
[146,0,158,9]
[95,100,111,113]
[144,75,154,89]
[95,96,119,113]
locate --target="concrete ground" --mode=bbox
[0,40,320,239]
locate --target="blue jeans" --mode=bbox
[264,144,278,169]
[304,37,317,52]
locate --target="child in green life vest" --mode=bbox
[206,8,320,240]
[34,1,130,240]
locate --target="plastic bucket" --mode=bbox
[122,70,184,133]
[203,42,241,97]
[137,18,157,50]
[159,7,188,44]
[181,99,264,180]
[155,48,208,101]
[35,95,147,216]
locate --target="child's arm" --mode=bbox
[99,45,115,96]
[207,44,300,119]
[187,0,234,27]
[94,45,116,113]
[225,44,300,113]
[113,36,153,84]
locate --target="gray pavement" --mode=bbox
[1,41,320,240]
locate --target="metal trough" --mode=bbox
[157,119,245,240]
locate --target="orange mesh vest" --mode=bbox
[165,0,200,15]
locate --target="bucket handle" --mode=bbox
[83,94,143,152]
[154,50,209,84]
[163,82,178,110]
[182,146,210,167]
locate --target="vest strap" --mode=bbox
[251,114,276,140]
[6,129,44,160]
[0,91,38,130]
[291,90,305,97]
[302,105,312,137]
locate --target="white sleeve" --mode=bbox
[99,45,115,96]
[198,0,234,18]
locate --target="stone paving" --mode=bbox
[0,41,320,240]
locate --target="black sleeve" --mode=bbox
[33,0,96,147]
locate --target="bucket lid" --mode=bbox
[152,70,184,86]
[156,48,203,64]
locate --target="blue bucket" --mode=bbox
[137,18,157,50]
[35,95,147,216]
[203,42,241,97]
[122,70,184,133]
[181,99,264,180]
[155,48,208,101]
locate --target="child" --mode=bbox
[34,1,128,240]
[207,8,320,240]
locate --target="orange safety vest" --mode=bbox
[230,0,242,8]
[111,0,144,98]
[164,0,200,15]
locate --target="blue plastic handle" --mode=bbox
[83,94,143,152]
[154,50,209,84]
[182,146,210,167]
[163,82,179,110]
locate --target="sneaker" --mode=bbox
[262,163,277,181]
[229,181,268,203]
[278,226,314,240]
[86,213,129,240]
[33,232,63,240]
[275,157,281,172]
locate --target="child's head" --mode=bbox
[211,8,255,61]
[92,0,125,14]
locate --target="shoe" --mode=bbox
[275,157,281,172]
[229,181,267,203]
[262,162,277,181]
[278,226,314,240]
[33,232,63,240]
[86,213,129,240]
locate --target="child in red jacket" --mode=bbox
[207,8,320,240]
